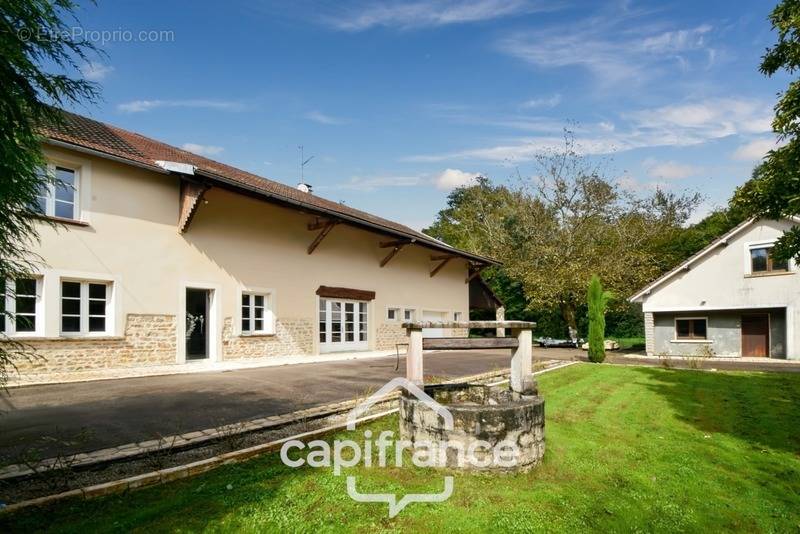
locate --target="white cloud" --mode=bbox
[323,0,553,31]
[434,168,480,190]
[521,94,561,109]
[642,158,699,180]
[406,97,773,163]
[335,175,424,191]
[180,143,224,157]
[731,138,784,161]
[80,62,114,81]
[304,111,349,125]
[616,175,667,193]
[640,25,712,53]
[496,13,715,88]
[117,99,243,113]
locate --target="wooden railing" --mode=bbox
[403,320,536,394]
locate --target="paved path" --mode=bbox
[4,346,796,460]
[0,349,572,458]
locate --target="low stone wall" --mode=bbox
[375,326,472,351]
[375,322,409,350]
[221,317,314,359]
[10,314,176,374]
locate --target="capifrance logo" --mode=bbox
[279,377,520,517]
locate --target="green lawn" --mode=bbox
[3,364,800,533]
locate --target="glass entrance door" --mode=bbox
[319,298,368,353]
[185,288,210,360]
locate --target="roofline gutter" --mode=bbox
[44,139,169,175]
[195,169,500,266]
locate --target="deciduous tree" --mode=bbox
[733,0,800,260]
[426,132,702,334]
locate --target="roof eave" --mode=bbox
[195,169,501,266]
[629,217,769,302]
[45,138,168,174]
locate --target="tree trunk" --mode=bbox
[559,299,578,338]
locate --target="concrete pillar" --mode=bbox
[406,327,424,384]
[510,328,534,394]
[495,306,506,337]
[644,312,655,356]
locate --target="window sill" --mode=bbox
[239,332,276,338]
[4,335,123,341]
[670,339,713,344]
[745,271,794,279]
[33,214,90,227]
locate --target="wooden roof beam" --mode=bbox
[465,263,488,283]
[380,242,409,267]
[178,179,210,233]
[308,217,340,231]
[307,220,339,254]
[430,256,452,277]
[379,238,413,248]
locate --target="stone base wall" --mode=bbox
[221,317,314,359]
[376,322,409,350]
[644,312,655,356]
[451,328,469,338]
[375,326,470,351]
[10,314,176,374]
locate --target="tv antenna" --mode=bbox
[298,145,314,183]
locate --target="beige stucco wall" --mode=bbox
[640,219,799,359]
[11,146,470,372]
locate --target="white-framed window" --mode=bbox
[454,312,463,321]
[241,292,274,335]
[387,307,400,321]
[319,298,368,350]
[1,277,42,335]
[60,279,111,335]
[33,164,79,220]
[403,308,415,322]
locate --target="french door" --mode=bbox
[319,298,368,353]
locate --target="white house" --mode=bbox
[630,218,800,359]
[0,111,496,378]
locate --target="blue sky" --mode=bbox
[66,0,787,229]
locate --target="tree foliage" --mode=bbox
[587,275,610,363]
[428,132,702,334]
[733,0,800,261]
[0,0,99,384]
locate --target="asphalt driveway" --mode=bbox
[0,349,571,459]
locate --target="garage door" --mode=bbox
[422,310,448,338]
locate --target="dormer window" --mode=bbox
[33,165,78,220]
[750,246,788,274]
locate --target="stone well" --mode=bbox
[399,382,545,471]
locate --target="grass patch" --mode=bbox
[3,364,800,532]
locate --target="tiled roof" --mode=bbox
[42,110,497,265]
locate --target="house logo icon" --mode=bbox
[345,377,455,518]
